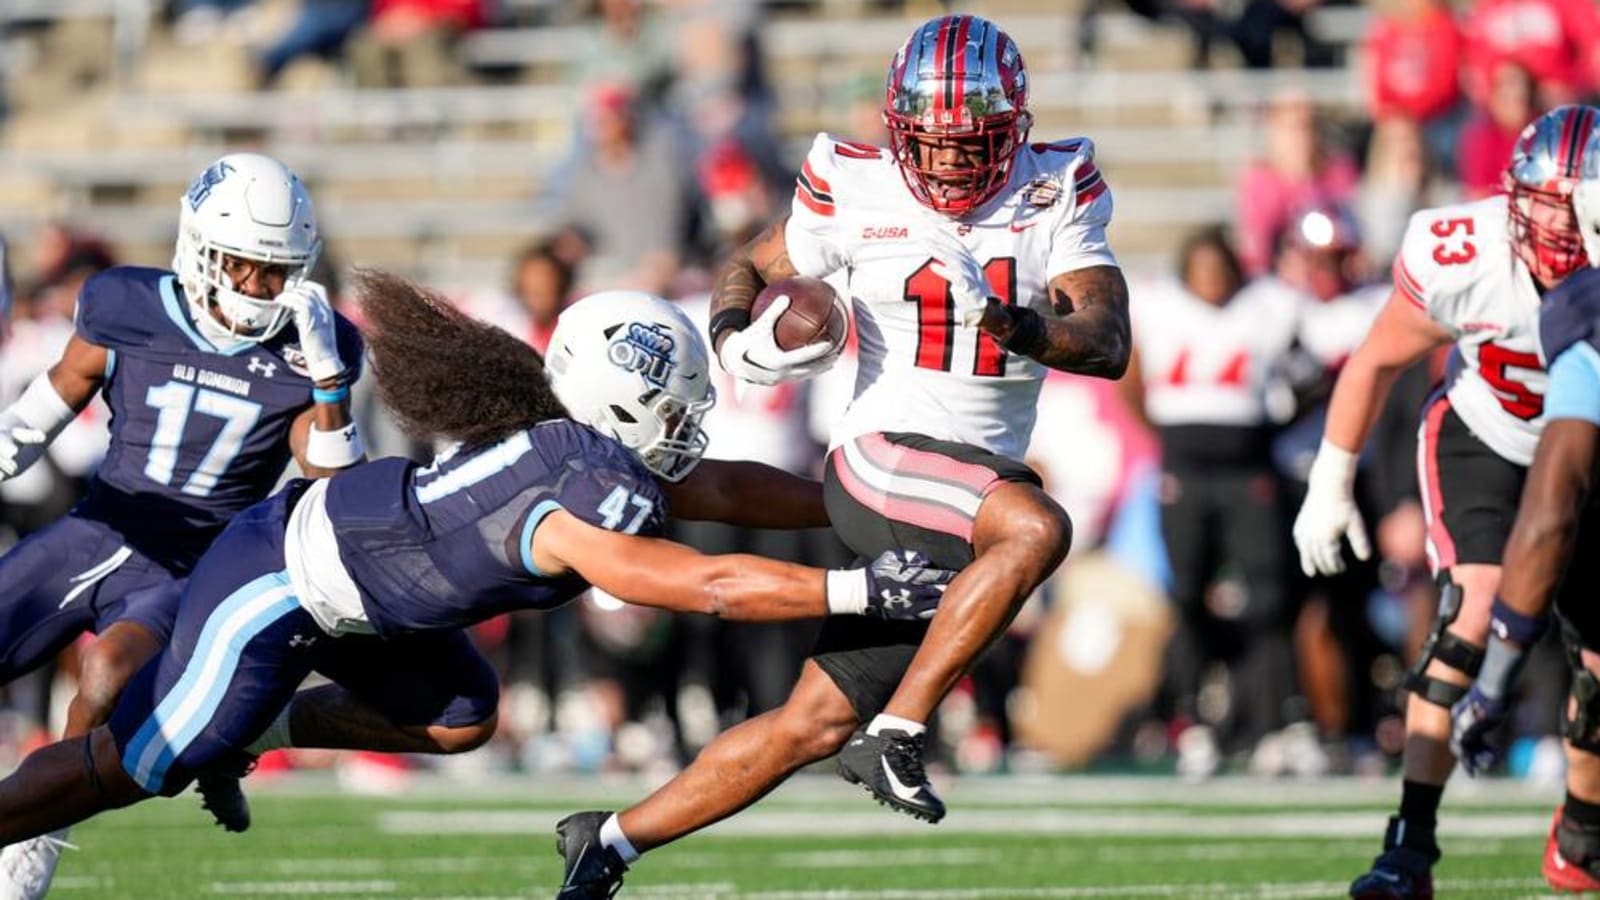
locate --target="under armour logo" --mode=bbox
[248,357,277,378]
[288,634,317,649]
[878,589,912,612]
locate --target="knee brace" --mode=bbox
[1560,618,1600,755]
[1403,574,1486,709]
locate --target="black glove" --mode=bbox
[860,550,959,621]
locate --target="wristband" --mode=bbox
[708,307,752,348]
[305,422,364,469]
[825,569,867,615]
[1489,596,1550,645]
[312,385,350,405]
[999,306,1048,357]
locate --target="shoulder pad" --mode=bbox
[1392,199,1507,318]
[73,266,172,349]
[1541,267,1600,363]
[795,133,887,219]
[543,421,668,536]
[1022,137,1106,212]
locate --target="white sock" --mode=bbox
[599,813,640,865]
[245,705,294,756]
[825,570,867,615]
[867,713,926,738]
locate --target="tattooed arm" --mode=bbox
[709,217,801,357]
[976,265,1132,378]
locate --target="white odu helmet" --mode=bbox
[172,152,321,342]
[545,291,715,482]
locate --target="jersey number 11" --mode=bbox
[903,256,1018,377]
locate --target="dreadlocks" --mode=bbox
[354,268,567,448]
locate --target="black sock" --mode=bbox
[1395,780,1444,852]
[1566,792,1600,828]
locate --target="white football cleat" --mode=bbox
[0,829,74,900]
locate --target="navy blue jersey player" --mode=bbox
[1449,246,1600,891]
[0,273,952,877]
[0,154,364,899]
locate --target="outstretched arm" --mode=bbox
[529,510,953,623]
[531,509,829,621]
[661,458,828,529]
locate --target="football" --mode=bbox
[752,276,848,352]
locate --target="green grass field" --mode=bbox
[48,774,1568,898]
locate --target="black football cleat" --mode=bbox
[837,726,945,823]
[555,811,627,899]
[1349,817,1436,899]
[196,756,256,833]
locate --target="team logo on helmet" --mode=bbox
[608,321,677,388]
[185,161,235,212]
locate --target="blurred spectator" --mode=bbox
[570,0,674,103]
[1361,0,1464,170]
[256,0,372,88]
[460,238,576,352]
[1235,92,1360,274]
[1358,117,1445,266]
[1077,0,1224,70]
[1457,61,1539,198]
[1362,0,1463,126]
[1461,0,1600,107]
[557,83,693,295]
[172,0,259,45]
[1230,0,1337,69]
[347,0,487,89]
[1122,227,1305,773]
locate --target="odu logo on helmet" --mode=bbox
[607,322,677,388]
[186,161,235,211]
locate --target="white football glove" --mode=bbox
[277,281,346,384]
[718,295,839,386]
[921,226,992,327]
[0,415,46,480]
[1291,440,1372,576]
[0,374,74,481]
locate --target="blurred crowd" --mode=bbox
[1,0,1597,788]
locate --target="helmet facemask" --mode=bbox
[886,114,1030,215]
[1507,178,1587,288]
[632,388,715,482]
[176,225,320,342]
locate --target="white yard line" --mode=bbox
[207,880,398,895]
[376,807,1550,839]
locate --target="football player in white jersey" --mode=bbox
[1293,104,1600,900]
[554,14,1130,897]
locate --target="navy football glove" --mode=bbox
[861,550,958,621]
[1451,684,1510,776]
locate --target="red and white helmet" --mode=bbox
[1503,105,1600,287]
[883,14,1032,216]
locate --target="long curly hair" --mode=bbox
[354,268,566,448]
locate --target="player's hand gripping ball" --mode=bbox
[751,276,849,352]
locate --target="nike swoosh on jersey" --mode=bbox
[1009,221,1038,233]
